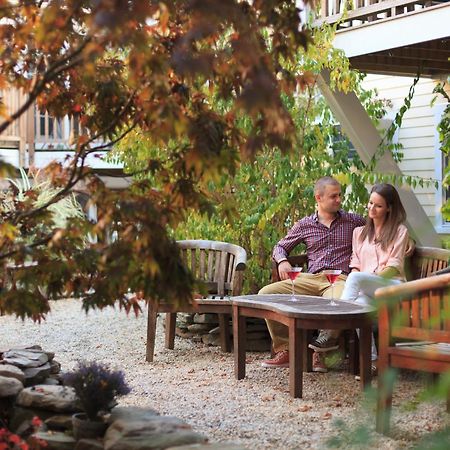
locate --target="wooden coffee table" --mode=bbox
[231,294,375,398]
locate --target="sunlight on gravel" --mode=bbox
[1,298,448,449]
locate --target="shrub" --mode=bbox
[63,361,131,421]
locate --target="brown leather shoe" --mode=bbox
[261,350,289,368]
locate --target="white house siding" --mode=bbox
[361,74,448,233]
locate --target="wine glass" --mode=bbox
[323,269,342,306]
[287,267,303,301]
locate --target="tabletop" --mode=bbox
[231,294,375,319]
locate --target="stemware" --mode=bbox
[323,269,342,306]
[287,267,303,301]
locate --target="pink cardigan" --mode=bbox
[350,224,409,280]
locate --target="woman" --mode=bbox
[342,183,410,368]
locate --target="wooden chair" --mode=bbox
[146,239,247,362]
[375,273,450,434]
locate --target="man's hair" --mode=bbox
[314,177,340,196]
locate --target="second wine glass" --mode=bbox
[323,269,342,306]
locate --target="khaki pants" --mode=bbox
[258,273,347,353]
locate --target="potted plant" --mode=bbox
[63,361,131,440]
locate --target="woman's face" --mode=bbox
[367,192,390,223]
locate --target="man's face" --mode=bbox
[316,184,342,214]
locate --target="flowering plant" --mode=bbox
[0,417,46,449]
[63,361,131,421]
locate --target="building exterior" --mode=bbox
[0,88,128,189]
[316,0,450,244]
[361,75,449,233]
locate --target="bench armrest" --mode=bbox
[374,273,450,301]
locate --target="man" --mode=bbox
[259,176,365,371]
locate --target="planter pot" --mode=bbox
[72,412,108,441]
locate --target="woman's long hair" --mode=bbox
[359,183,407,251]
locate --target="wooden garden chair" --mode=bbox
[146,239,247,362]
[375,273,450,434]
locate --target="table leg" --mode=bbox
[233,304,246,380]
[359,325,372,389]
[303,330,312,372]
[289,318,303,398]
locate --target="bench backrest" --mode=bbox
[271,246,450,283]
[177,240,247,296]
[405,246,450,281]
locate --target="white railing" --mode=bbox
[0,88,116,169]
[317,0,443,29]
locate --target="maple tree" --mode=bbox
[0,0,316,319]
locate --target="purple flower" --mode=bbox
[63,361,131,421]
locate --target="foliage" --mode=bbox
[0,1,318,318]
[0,168,85,246]
[326,373,449,449]
[0,417,46,450]
[114,23,389,292]
[63,361,131,421]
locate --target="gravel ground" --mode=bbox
[1,298,448,449]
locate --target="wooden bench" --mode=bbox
[270,246,450,372]
[146,239,247,362]
[375,273,450,434]
[271,246,450,284]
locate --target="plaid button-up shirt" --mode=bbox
[273,210,365,275]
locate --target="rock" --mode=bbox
[32,431,76,450]
[3,348,49,368]
[193,313,219,324]
[23,362,52,385]
[9,406,55,434]
[9,346,54,361]
[201,334,222,346]
[0,364,25,383]
[75,439,104,449]
[187,324,212,333]
[109,406,160,423]
[0,375,23,397]
[50,359,61,374]
[104,415,207,450]
[16,385,80,413]
[176,328,195,339]
[208,326,221,335]
[42,377,60,386]
[45,414,73,431]
[177,313,194,325]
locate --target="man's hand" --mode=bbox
[278,260,293,281]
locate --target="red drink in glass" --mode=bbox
[325,273,339,284]
[287,267,302,301]
[322,269,342,306]
[288,270,301,281]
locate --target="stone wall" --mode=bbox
[171,313,271,352]
[0,345,247,450]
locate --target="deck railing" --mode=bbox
[0,88,110,167]
[317,0,444,29]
